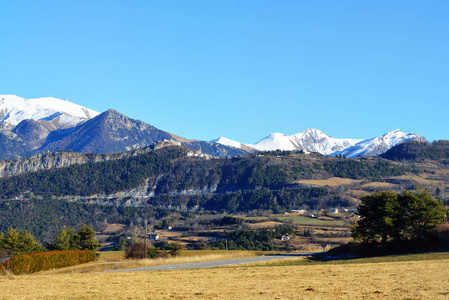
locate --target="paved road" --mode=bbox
[104,251,320,273]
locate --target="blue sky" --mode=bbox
[2,1,448,143]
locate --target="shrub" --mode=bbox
[0,263,6,275]
[3,250,94,275]
[125,242,146,259]
[169,243,183,257]
[437,222,449,237]
[147,247,160,259]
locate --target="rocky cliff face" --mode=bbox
[0,146,155,179]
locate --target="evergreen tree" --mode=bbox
[353,189,447,244]
[0,228,45,256]
[48,227,78,251]
[47,224,101,252]
[77,224,101,251]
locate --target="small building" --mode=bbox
[330,208,339,214]
[281,233,290,241]
[292,209,307,214]
[148,232,163,240]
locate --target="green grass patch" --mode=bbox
[279,215,346,226]
[246,215,346,226]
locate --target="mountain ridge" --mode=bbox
[0,95,427,159]
[0,95,99,129]
[212,128,425,157]
[0,96,251,159]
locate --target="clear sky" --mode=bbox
[2,1,448,143]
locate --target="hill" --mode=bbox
[382,140,449,163]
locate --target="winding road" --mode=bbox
[104,251,320,273]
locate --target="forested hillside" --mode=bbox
[1,143,440,241]
[382,140,449,163]
[0,145,412,202]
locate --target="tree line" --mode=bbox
[382,140,449,163]
[0,224,100,258]
[352,189,447,244]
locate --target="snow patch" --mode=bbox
[210,137,243,149]
[0,95,100,128]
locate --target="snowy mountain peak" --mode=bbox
[211,128,422,158]
[252,133,298,151]
[210,137,243,149]
[300,128,329,137]
[338,129,426,158]
[250,129,362,155]
[0,95,100,129]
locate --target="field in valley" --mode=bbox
[1,252,449,299]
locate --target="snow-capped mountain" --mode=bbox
[0,95,251,160]
[336,129,426,158]
[212,129,426,158]
[0,95,100,129]
[0,95,428,160]
[210,137,243,149]
[250,129,362,155]
[210,137,258,153]
[211,129,361,155]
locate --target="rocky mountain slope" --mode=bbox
[0,96,250,160]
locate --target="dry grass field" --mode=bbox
[42,250,262,274]
[245,215,346,226]
[361,182,399,189]
[390,175,444,187]
[247,220,284,229]
[1,255,449,299]
[296,177,361,187]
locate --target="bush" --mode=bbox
[147,247,160,259]
[169,243,183,257]
[112,238,130,251]
[3,250,94,275]
[125,242,147,259]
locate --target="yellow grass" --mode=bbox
[2,258,449,299]
[296,177,361,187]
[247,221,284,229]
[156,230,182,237]
[361,182,399,189]
[390,175,443,186]
[97,251,126,262]
[41,250,261,275]
[101,223,125,234]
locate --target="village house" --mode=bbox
[148,232,163,240]
[281,233,290,241]
[329,208,339,214]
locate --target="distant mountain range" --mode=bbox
[0,95,426,160]
[0,95,249,160]
[212,129,426,158]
